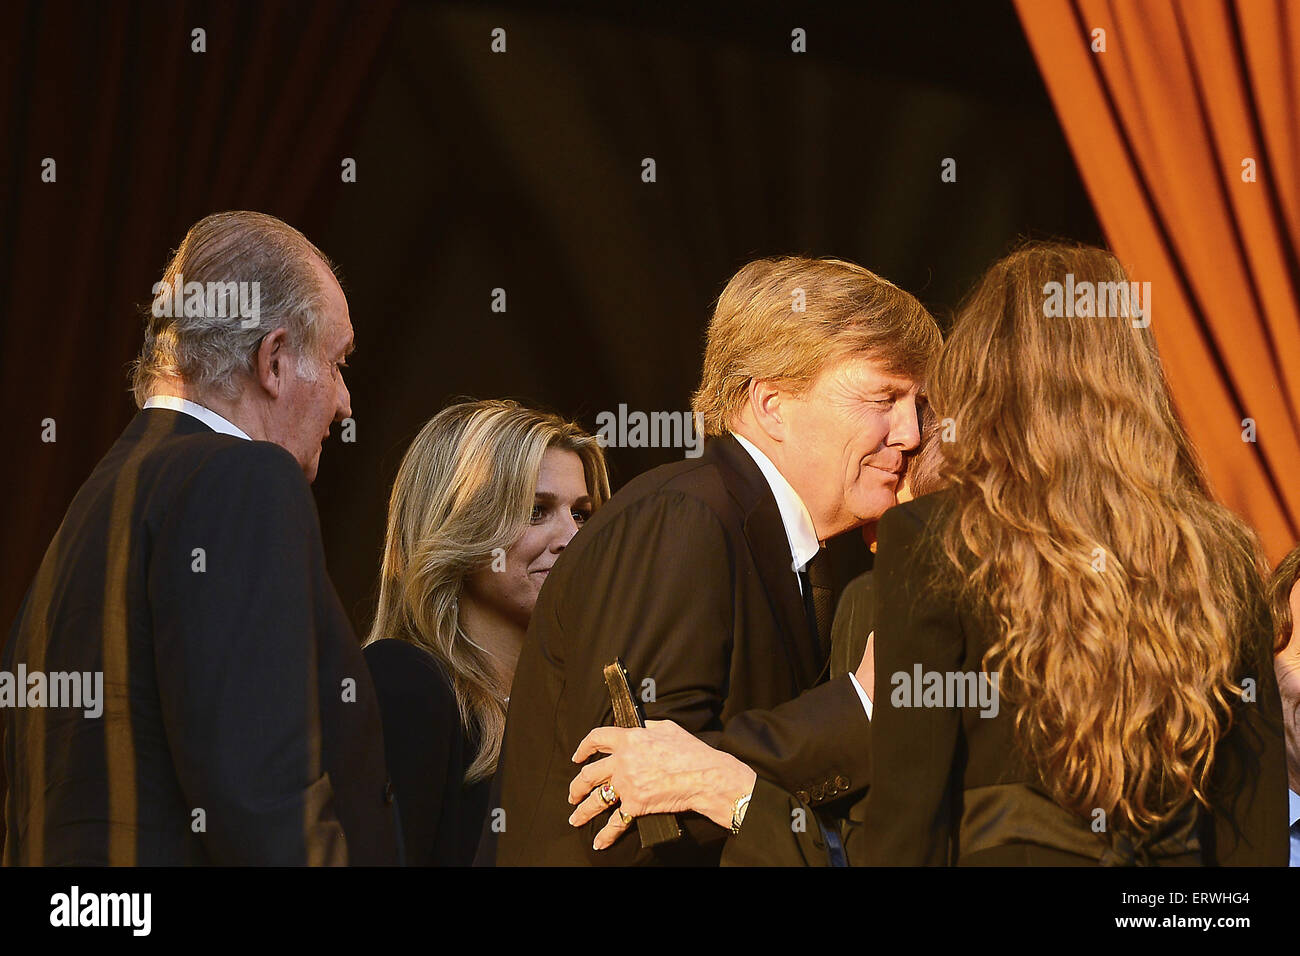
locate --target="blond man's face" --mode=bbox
[778,353,923,539]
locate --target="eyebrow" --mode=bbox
[871,378,922,396]
[535,492,594,506]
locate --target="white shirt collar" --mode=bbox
[730,431,821,574]
[143,395,251,441]
[1289,788,1300,827]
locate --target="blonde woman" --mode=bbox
[363,400,609,865]
[566,242,1288,866]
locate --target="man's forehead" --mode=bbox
[323,307,353,353]
[835,354,921,392]
[310,255,348,313]
[315,267,353,354]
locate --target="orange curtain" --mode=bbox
[1014,0,1300,564]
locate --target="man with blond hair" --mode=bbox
[479,255,940,865]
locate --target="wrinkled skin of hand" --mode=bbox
[567,720,757,850]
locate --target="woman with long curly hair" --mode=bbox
[859,240,1287,864]
[363,399,609,865]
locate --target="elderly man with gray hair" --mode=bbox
[3,211,399,865]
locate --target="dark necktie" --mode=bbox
[799,547,834,663]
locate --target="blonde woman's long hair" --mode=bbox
[365,399,610,784]
[929,241,1269,838]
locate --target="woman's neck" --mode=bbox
[456,595,526,697]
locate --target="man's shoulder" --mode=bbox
[575,452,742,548]
[167,431,300,479]
[619,448,732,496]
[101,411,303,498]
[54,416,293,536]
[152,434,308,508]
[112,432,316,552]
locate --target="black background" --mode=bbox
[1,0,1102,643]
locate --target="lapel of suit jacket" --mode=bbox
[705,433,821,689]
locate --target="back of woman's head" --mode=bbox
[929,240,1268,837]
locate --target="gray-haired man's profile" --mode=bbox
[3,211,399,865]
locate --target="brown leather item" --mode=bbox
[602,659,682,847]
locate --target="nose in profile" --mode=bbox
[552,512,582,552]
[336,379,352,424]
[890,396,922,452]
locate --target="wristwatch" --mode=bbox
[730,790,753,834]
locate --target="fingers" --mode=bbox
[571,726,625,763]
[563,760,635,850]
[567,755,614,805]
[592,806,634,851]
[566,721,681,850]
[568,784,615,828]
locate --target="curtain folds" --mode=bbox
[1015,0,1300,563]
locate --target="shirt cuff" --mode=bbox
[848,672,873,721]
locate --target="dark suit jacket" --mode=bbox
[364,638,492,865]
[2,408,399,865]
[733,490,1289,865]
[723,568,875,866]
[829,568,874,681]
[477,433,871,865]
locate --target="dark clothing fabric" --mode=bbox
[478,433,871,866]
[723,568,875,866]
[733,490,1288,865]
[800,547,835,665]
[862,490,1287,865]
[2,408,399,865]
[364,639,492,866]
[829,567,874,682]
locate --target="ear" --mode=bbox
[746,379,789,442]
[253,327,291,399]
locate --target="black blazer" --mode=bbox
[477,432,871,866]
[2,408,399,865]
[727,491,1288,865]
[860,490,1288,865]
[829,568,874,684]
[722,568,876,866]
[364,638,492,865]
